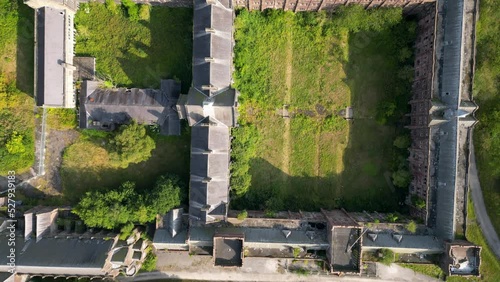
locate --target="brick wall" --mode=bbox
[232,0,435,12]
[406,6,436,221]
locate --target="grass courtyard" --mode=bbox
[75,2,193,91]
[59,3,193,203]
[473,0,500,235]
[231,8,415,212]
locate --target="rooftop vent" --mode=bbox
[202,85,218,91]
[368,233,378,242]
[282,230,291,238]
[392,234,403,243]
[305,231,316,240]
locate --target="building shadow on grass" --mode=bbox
[232,157,404,214]
[232,23,417,215]
[117,7,193,92]
[16,0,35,96]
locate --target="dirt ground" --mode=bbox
[26,129,79,196]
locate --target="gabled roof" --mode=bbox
[36,6,66,107]
[189,117,230,223]
[192,0,234,96]
[81,80,181,135]
[182,87,238,127]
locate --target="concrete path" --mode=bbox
[121,252,441,282]
[468,137,500,260]
[376,263,441,282]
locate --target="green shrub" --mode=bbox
[121,0,138,21]
[105,0,119,14]
[378,249,395,265]
[230,125,259,196]
[406,220,417,233]
[138,4,150,21]
[73,175,183,229]
[393,134,411,149]
[386,213,398,223]
[293,267,310,276]
[5,131,25,154]
[119,222,135,240]
[412,197,426,209]
[237,210,248,220]
[293,247,301,258]
[141,251,157,272]
[109,122,156,168]
[392,168,411,188]
[47,108,77,130]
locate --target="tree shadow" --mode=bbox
[61,132,191,203]
[15,0,35,96]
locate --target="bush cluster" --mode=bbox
[72,174,184,229]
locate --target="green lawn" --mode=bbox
[61,3,194,203]
[445,198,500,282]
[75,2,193,91]
[231,7,415,212]
[472,0,500,235]
[61,131,191,203]
[0,0,35,175]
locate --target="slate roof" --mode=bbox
[431,0,467,241]
[192,0,233,96]
[0,237,113,275]
[362,232,444,252]
[189,117,231,223]
[184,0,237,224]
[189,227,328,247]
[36,7,65,107]
[81,80,181,135]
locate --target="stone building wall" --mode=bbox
[406,5,436,221]
[232,0,435,12]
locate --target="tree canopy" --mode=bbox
[109,122,155,168]
[73,174,184,229]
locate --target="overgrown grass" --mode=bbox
[446,197,500,282]
[472,0,500,235]
[0,0,35,175]
[63,2,193,203]
[61,131,191,203]
[231,7,415,212]
[46,108,77,130]
[75,2,193,91]
[399,263,445,280]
